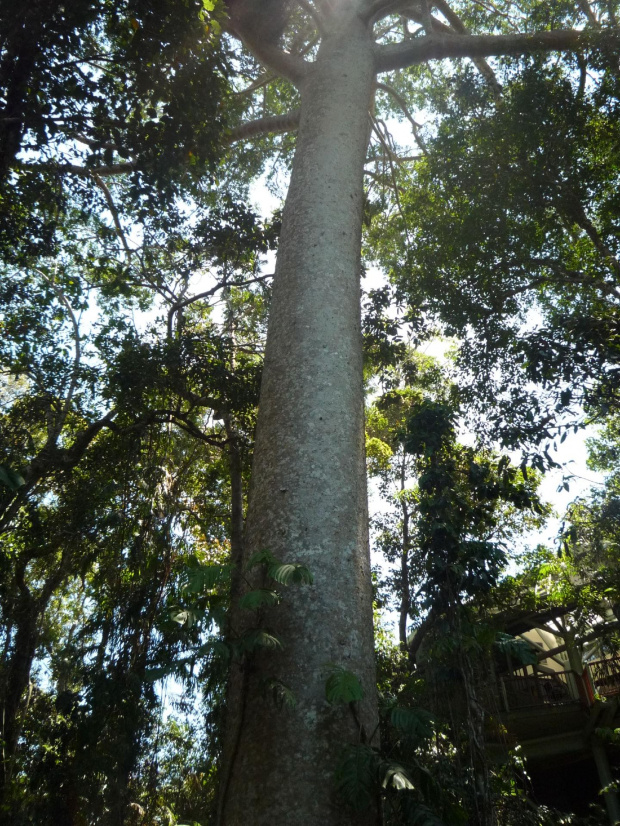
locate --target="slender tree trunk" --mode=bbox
[0,596,39,800]
[225,419,245,573]
[399,452,410,648]
[224,309,245,588]
[0,553,67,804]
[220,18,378,826]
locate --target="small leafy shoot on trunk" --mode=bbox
[325,665,365,704]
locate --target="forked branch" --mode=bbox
[224,18,308,86]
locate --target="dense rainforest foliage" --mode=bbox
[1,0,620,824]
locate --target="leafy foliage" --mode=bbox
[325,666,365,705]
[334,744,378,812]
[247,548,314,585]
[388,706,434,741]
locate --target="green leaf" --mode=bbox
[0,464,25,491]
[267,562,313,586]
[325,665,364,704]
[238,629,282,653]
[195,639,230,660]
[261,678,296,709]
[246,548,277,569]
[143,666,170,682]
[334,744,378,811]
[246,550,313,585]
[381,762,415,791]
[238,589,281,610]
[182,562,231,595]
[389,706,434,741]
[169,607,204,627]
[494,633,538,666]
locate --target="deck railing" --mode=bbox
[499,670,581,712]
[587,656,620,699]
[497,656,620,713]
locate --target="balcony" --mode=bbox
[499,669,585,713]
[587,656,620,699]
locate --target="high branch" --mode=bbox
[227,0,620,140]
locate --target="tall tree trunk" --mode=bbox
[220,18,378,826]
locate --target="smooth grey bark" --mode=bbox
[219,15,378,826]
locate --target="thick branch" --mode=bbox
[552,186,620,278]
[419,0,436,35]
[226,110,300,144]
[375,27,620,72]
[0,409,117,534]
[224,24,307,86]
[408,609,437,662]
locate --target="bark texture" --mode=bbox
[220,15,378,826]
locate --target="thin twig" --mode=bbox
[90,171,133,261]
[167,273,273,339]
[372,118,412,244]
[469,0,519,31]
[376,82,429,155]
